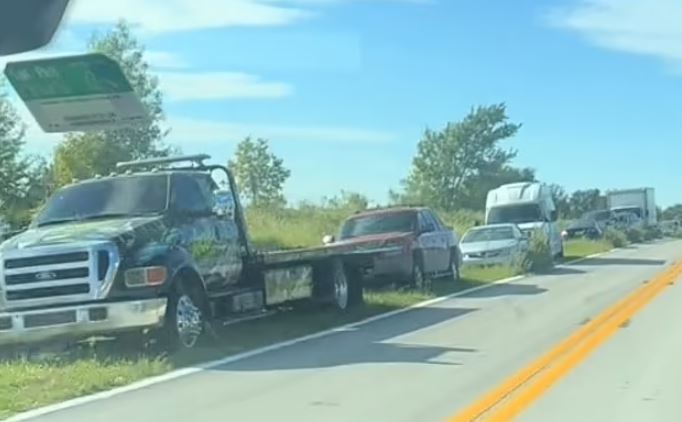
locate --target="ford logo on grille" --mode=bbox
[35,271,57,281]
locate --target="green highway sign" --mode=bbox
[4,53,148,133]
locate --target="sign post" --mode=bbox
[4,53,149,133]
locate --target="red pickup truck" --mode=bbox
[323,206,463,289]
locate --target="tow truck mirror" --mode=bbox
[213,190,235,220]
[322,234,335,245]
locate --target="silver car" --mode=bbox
[460,223,529,267]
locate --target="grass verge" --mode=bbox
[0,239,611,419]
[563,238,613,262]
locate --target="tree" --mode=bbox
[53,21,170,187]
[568,189,601,218]
[549,184,570,219]
[228,137,291,207]
[662,204,682,220]
[0,84,50,228]
[397,103,522,211]
[0,87,29,220]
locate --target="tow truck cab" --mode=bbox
[0,155,362,350]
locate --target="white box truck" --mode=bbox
[485,182,564,258]
[606,188,657,226]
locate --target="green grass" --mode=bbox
[0,358,170,420]
[563,238,613,261]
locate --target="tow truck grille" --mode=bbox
[4,252,89,269]
[0,244,119,309]
[5,268,89,286]
[6,284,90,301]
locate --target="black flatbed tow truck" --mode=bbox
[0,154,398,350]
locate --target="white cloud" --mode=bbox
[17,113,395,157]
[64,0,312,33]
[548,0,682,69]
[165,116,396,144]
[145,51,189,69]
[158,72,293,100]
[62,0,428,33]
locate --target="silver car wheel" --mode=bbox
[176,294,203,349]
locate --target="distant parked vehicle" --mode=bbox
[612,210,644,230]
[606,187,657,227]
[324,206,462,289]
[460,224,529,267]
[485,182,564,259]
[561,210,616,240]
[562,219,603,240]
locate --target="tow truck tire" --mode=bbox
[329,259,363,311]
[157,279,207,352]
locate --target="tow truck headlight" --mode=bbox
[124,266,167,287]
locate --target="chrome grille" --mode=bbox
[0,242,120,310]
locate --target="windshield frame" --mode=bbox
[32,174,171,228]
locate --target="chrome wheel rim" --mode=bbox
[334,269,349,309]
[176,294,202,349]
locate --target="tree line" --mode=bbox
[0,21,678,230]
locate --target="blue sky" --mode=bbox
[4,0,682,207]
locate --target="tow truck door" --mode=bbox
[169,173,241,294]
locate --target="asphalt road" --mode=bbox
[520,242,682,422]
[19,240,682,422]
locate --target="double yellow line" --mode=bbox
[447,259,682,422]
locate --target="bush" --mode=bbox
[603,228,628,248]
[521,230,554,273]
[643,225,663,241]
[625,227,645,244]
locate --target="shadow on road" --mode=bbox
[543,267,586,276]
[458,283,547,298]
[214,306,477,371]
[575,257,666,266]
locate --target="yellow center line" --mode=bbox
[446,260,682,422]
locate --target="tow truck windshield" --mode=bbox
[34,174,168,227]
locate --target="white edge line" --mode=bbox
[9,247,619,422]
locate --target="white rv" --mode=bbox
[485,182,563,258]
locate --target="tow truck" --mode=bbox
[0,154,396,350]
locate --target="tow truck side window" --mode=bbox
[170,174,212,214]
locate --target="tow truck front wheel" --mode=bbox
[158,281,206,351]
